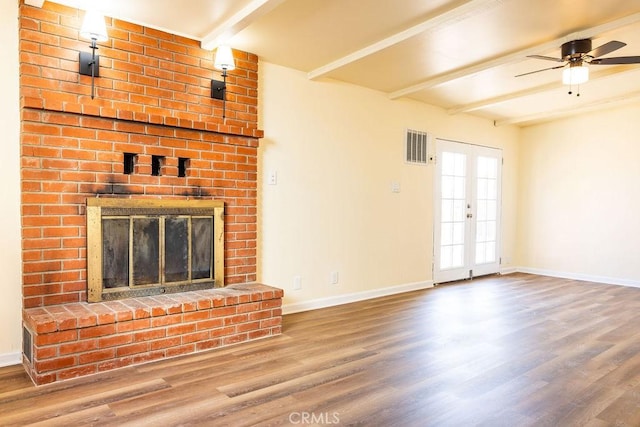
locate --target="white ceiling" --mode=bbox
[41,0,640,126]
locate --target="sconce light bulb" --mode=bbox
[214,45,236,72]
[80,9,108,42]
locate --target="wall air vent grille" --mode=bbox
[405,129,429,165]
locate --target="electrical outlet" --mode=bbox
[293,276,301,290]
[330,271,339,285]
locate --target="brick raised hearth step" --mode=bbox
[22,283,283,385]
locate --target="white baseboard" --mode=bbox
[517,267,640,289]
[282,267,640,316]
[500,266,519,275]
[282,280,434,315]
[0,352,22,368]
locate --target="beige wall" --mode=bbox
[0,0,23,364]
[518,104,640,285]
[258,62,520,311]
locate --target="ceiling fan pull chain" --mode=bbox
[568,83,581,97]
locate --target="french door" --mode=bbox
[433,139,502,284]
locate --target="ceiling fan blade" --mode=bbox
[590,56,640,65]
[515,64,565,77]
[589,40,626,58]
[527,55,564,62]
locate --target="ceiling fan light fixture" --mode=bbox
[562,64,589,85]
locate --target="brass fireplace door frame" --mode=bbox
[86,198,225,303]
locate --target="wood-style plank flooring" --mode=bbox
[3,273,640,426]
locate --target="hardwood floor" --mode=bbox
[3,273,640,426]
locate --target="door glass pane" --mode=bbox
[487,200,497,220]
[477,157,487,178]
[475,242,486,264]
[454,154,466,176]
[486,242,496,262]
[452,223,464,244]
[442,177,454,199]
[441,223,453,245]
[439,151,466,270]
[477,200,487,221]
[476,221,486,242]
[441,246,452,269]
[442,152,455,175]
[477,178,488,199]
[453,200,465,221]
[488,179,497,199]
[475,156,498,265]
[487,159,498,178]
[442,200,453,222]
[453,177,465,199]
[486,221,496,240]
[452,245,464,267]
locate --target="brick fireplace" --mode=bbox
[18,2,282,385]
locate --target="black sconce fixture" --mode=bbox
[79,10,108,100]
[211,45,236,118]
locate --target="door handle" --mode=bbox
[467,213,473,218]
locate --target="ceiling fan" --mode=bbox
[516,39,640,94]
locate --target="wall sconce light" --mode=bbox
[211,45,236,118]
[79,10,108,99]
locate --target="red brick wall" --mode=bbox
[20,1,259,129]
[19,1,262,308]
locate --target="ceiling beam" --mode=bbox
[389,12,640,100]
[307,0,501,80]
[494,90,640,127]
[200,0,286,50]
[448,66,637,114]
